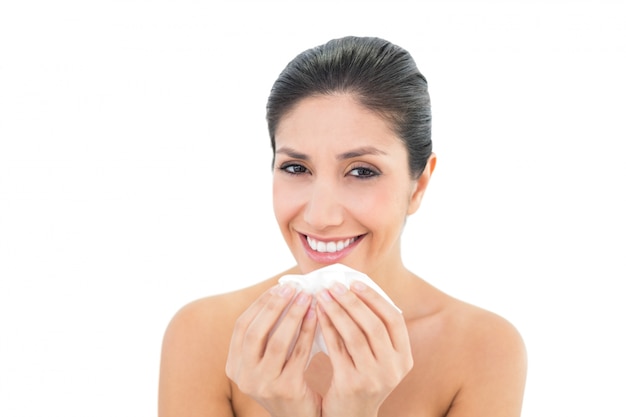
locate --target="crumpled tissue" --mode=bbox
[275,263,400,361]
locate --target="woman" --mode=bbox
[158,36,527,417]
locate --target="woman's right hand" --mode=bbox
[225,284,321,417]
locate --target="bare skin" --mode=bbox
[158,95,527,416]
[159,267,526,417]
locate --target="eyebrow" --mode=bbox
[275,146,387,161]
[275,146,309,160]
[338,146,387,160]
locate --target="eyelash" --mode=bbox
[278,163,380,179]
[280,163,309,175]
[348,166,379,178]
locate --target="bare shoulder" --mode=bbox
[448,298,526,359]
[158,276,279,417]
[444,297,527,416]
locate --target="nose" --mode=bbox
[303,181,344,230]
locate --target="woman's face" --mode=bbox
[272,94,434,276]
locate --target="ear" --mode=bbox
[407,153,437,215]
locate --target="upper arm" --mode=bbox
[158,298,235,417]
[446,313,527,417]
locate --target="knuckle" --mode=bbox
[237,379,256,395]
[370,319,387,337]
[344,292,361,309]
[271,384,294,400]
[233,316,247,333]
[342,327,365,346]
[243,326,264,344]
[354,376,383,396]
[290,342,306,359]
[285,302,306,319]
[265,296,288,314]
[392,311,407,326]
[264,337,288,357]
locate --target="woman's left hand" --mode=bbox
[316,281,413,417]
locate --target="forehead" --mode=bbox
[274,94,404,153]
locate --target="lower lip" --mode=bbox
[300,234,362,264]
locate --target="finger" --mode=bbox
[240,284,296,368]
[316,301,353,367]
[350,281,410,354]
[226,286,277,378]
[326,282,394,359]
[316,288,372,366]
[283,303,318,374]
[262,291,313,369]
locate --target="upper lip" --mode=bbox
[300,232,363,242]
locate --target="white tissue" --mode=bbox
[275,264,400,361]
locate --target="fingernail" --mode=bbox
[351,281,367,292]
[330,282,347,295]
[316,302,325,315]
[318,289,333,302]
[274,284,294,298]
[295,291,311,305]
[305,307,316,320]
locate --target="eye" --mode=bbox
[279,163,309,175]
[347,166,380,178]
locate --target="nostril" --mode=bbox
[303,196,344,229]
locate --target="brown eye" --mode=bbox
[348,167,379,178]
[281,164,309,175]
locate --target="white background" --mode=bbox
[1,1,624,415]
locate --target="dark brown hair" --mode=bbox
[266,36,432,178]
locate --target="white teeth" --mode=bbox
[306,236,356,253]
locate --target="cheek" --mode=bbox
[272,179,303,226]
[343,185,393,221]
[272,181,286,223]
[345,182,410,226]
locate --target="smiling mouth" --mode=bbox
[305,235,364,253]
